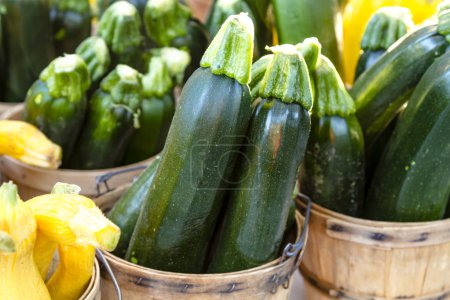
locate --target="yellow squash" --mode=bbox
[0,120,62,169]
[343,0,441,83]
[0,182,50,300]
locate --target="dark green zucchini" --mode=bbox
[272,0,343,74]
[365,50,450,222]
[350,20,448,149]
[23,55,90,166]
[123,57,174,164]
[108,156,161,258]
[50,0,91,56]
[97,1,144,71]
[75,36,111,96]
[144,0,210,80]
[3,0,56,102]
[300,56,365,216]
[69,65,142,170]
[208,45,312,273]
[354,7,413,81]
[126,14,254,273]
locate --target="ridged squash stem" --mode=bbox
[76,37,111,83]
[201,13,254,85]
[438,1,450,43]
[361,7,413,51]
[0,182,51,300]
[312,55,355,118]
[98,1,142,54]
[144,0,191,46]
[259,44,313,109]
[150,47,191,85]
[46,244,95,300]
[142,57,173,98]
[296,37,322,72]
[39,54,91,103]
[249,54,273,100]
[0,120,62,169]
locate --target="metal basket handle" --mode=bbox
[96,249,122,300]
[95,165,148,196]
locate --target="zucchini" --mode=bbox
[354,7,413,81]
[69,65,142,170]
[97,1,144,71]
[300,55,365,217]
[208,45,313,273]
[350,19,448,148]
[108,156,161,258]
[123,57,174,164]
[126,14,254,273]
[149,47,191,85]
[365,50,450,222]
[50,0,91,56]
[3,0,56,102]
[272,0,343,74]
[23,55,90,166]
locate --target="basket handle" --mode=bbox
[95,165,148,196]
[96,249,122,300]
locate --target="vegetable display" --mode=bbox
[208,44,312,273]
[126,13,254,273]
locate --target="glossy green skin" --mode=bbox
[3,0,55,102]
[123,93,174,164]
[108,157,160,258]
[50,0,91,56]
[365,51,450,222]
[208,98,311,273]
[272,0,343,74]
[354,50,384,82]
[171,19,210,81]
[300,115,365,217]
[126,68,252,273]
[70,90,138,170]
[351,25,447,148]
[24,80,87,166]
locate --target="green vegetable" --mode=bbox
[126,14,254,273]
[24,54,90,166]
[97,0,148,17]
[354,7,413,81]
[108,156,161,258]
[365,50,450,222]
[272,0,343,74]
[144,0,210,79]
[350,21,448,149]
[208,45,312,273]
[50,0,91,56]
[70,65,142,170]
[300,55,364,217]
[242,0,272,57]
[3,0,56,102]
[149,47,191,85]
[123,56,174,163]
[97,1,144,71]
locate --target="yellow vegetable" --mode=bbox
[0,230,15,253]
[0,120,62,169]
[343,0,441,83]
[0,182,50,300]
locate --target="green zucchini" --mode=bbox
[108,156,161,258]
[208,45,312,273]
[272,0,343,74]
[350,16,448,148]
[23,55,90,166]
[300,55,365,217]
[149,47,191,85]
[69,65,142,170]
[97,1,144,71]
[354,7,413,81]
[50,0,91,56]
[144,0,210,79]
[3,0,56,102]
[123,57,174,164]
[365,50,450,222]
[126,14,254,273]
